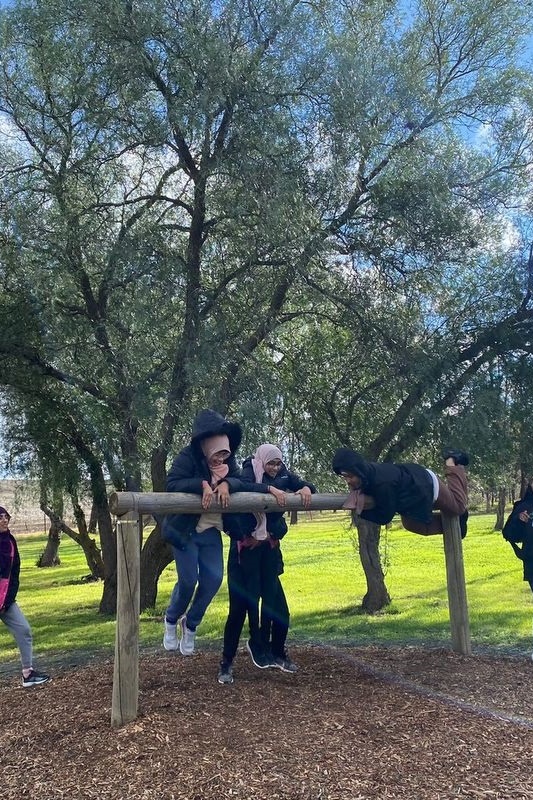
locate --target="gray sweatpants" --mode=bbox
[1,602,33,670]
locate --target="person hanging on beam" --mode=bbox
[332,448,469,538]
[161,409,244,656]
[217,444,316,685]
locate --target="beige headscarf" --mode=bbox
[196,435,230,533]
[251,444,283,540]
[201,435,230,487]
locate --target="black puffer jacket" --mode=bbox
[503,485,533,582]
[332,448,434,525]
[238,457,317,539]
[162,409,243,549]
[0,531,20,612]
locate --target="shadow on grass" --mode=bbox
[285,604,532,653]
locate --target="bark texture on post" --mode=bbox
[441,512,471,655]
[109,491,349,516]
[354,515,391,612]
[111,511,141,728]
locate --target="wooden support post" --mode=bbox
[441,513,471,655]
[111,511,141,728]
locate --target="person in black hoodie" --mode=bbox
[503,481,533,593]
[0,506,50,687]
[161,409,243,656]
[332,448,469,537]
[217,444,316,685]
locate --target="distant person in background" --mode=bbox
[217,444,316,685]
[0,506,50,687]
[502,480,533,660]
[332,448,469,538]
[503,480,533,594]
[161,409,243,656]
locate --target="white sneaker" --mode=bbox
[163,618,178,651]
[179,616,196,655]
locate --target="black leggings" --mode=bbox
[222,541,289,662]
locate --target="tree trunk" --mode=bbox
[494,486,506,531]
[99,569,118,615]
[37,522,61,567]
[354,516,391,612]
[98,504,118,615]
[38,484,62,567]
[88,502,98,534]
[290,510,298,525]
[139,523,173,611]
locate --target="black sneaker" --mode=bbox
[246,640,275,669]
[217,660,234,684]
[272,652,298,673]
[442,448,469,467]
[22,669,50,688]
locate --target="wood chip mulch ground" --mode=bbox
[2,644,533,799]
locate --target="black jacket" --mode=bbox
[0,531,20,611]
[162,409,243,549]
[238,456,317,539]
[503,486,533,582]
[332,448,434,525]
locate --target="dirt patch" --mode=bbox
[2,644,533,799]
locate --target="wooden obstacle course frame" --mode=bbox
[108,491,470,727]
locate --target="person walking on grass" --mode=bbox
[217,444,316,685]
[162,409,243,656]
[332,447,469,538]
[0,506,50,687]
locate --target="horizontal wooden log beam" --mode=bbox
[108,491,350,517]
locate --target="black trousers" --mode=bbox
[222,541,290,662]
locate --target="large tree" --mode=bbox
[1,0,533,612]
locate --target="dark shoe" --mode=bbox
[22,669,50,688]
[217,660,234,684]
[272,652,298,673]
[443,448,469,467]
[246,640,275,669]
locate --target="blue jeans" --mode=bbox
[165,527,223,630]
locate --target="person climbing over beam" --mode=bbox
[332,448,469,538]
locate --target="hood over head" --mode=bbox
[332,448,374,487]
[190,409,242,455]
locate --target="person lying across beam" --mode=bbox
[332,448,469,539]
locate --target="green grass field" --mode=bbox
[1,511,531,667]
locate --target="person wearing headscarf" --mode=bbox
[0,506,50,687]
[162,409,243,656]
[332,447,469,538]
[217,444,316,684]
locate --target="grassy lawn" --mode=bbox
[1,511,531,667]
